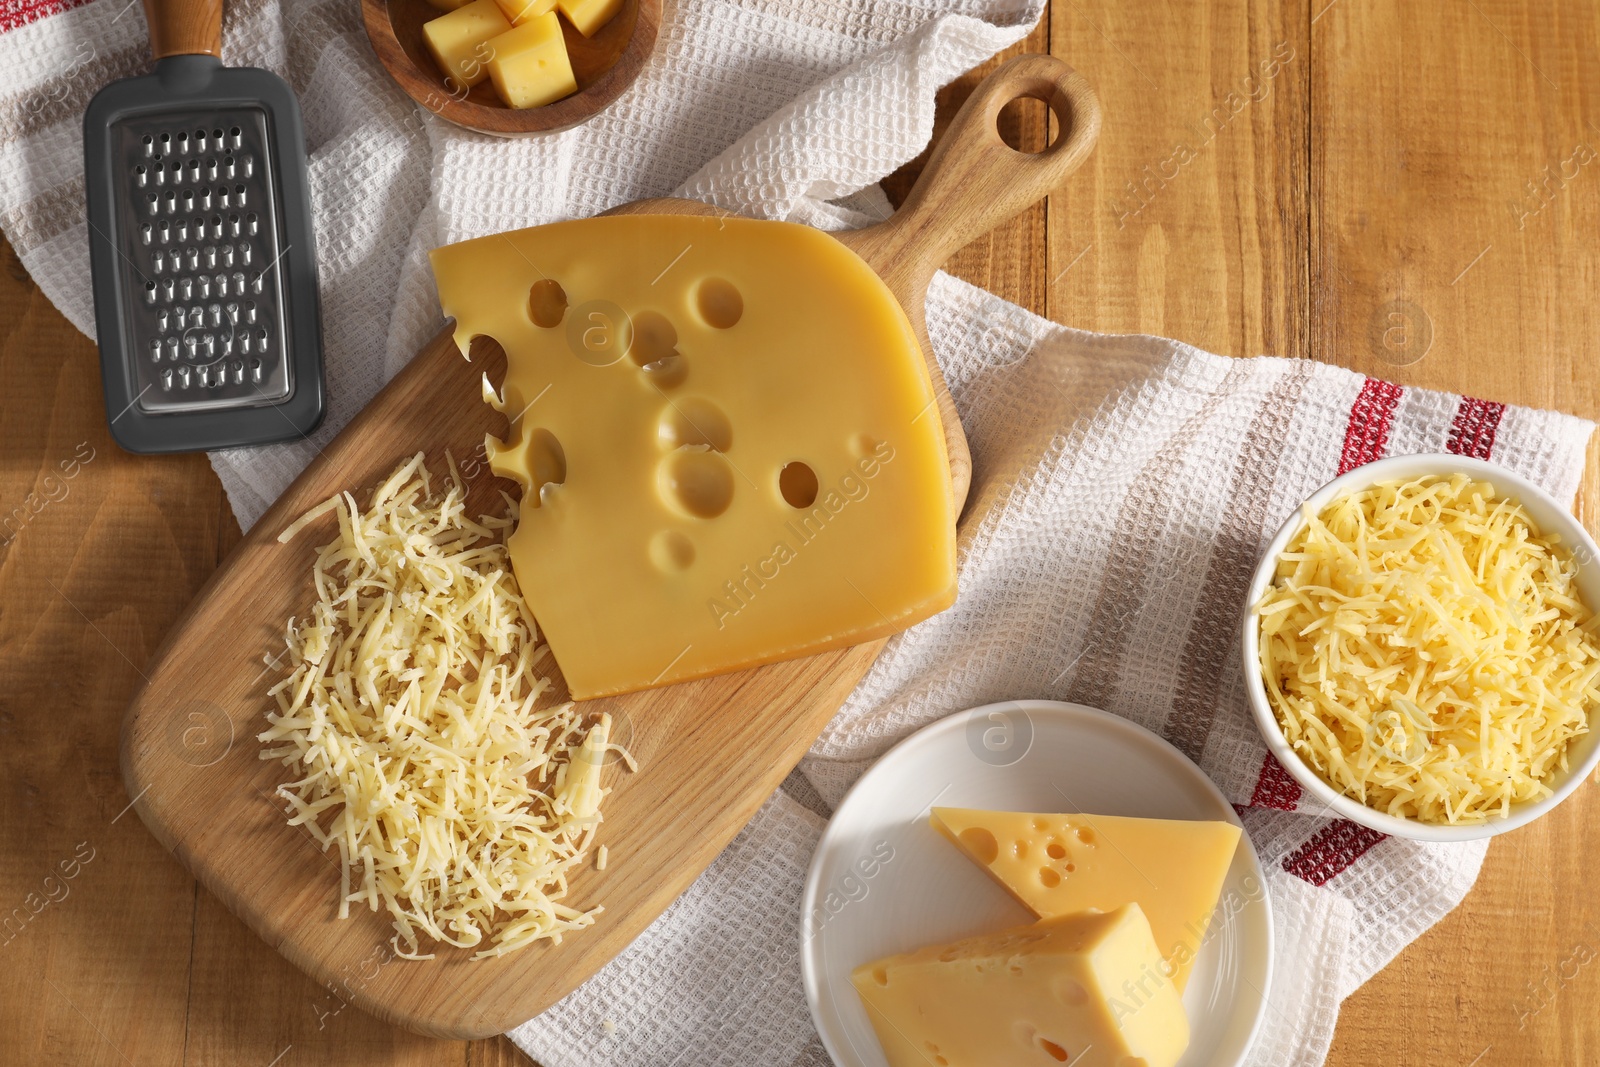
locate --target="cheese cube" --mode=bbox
[422,0,512,89]
[932,808,1242,991]
[485,13,578,109]
[557,0,621,36]
[492,0,556,24]
[428,216,958,699]
[851,905,1191,1067]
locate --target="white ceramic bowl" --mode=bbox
[1241,453,1600,841]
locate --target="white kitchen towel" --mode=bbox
[0,0,1592,1065]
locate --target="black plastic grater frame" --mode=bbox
[85,48,324,454]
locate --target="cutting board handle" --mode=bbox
[143,0,223,59]
[838,54,1099,512]
[849,53,1102,282]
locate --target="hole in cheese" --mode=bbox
[1039,866,1062,888]
[1038,1037,1071,1062]
[641,353,687,389]
[660,449,734,519]
[529,278,567,328]
[1012,838,1029,858]
[659,397,732,452]
[628,310,677,367]
[779,461,819,509]
[1074,825,1095,845]
[957,826,999,865]
[871,966,889,986]
[524,428,566,505]
[467,333,507,363]
[849,433,881,458]
[696,277,743,329]
[1045,841,1067,860]
[649,530,694,572]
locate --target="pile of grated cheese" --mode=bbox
[1256,473,1600,824]
[258,453,633,959]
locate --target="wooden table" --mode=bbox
[3,2,1597,1063]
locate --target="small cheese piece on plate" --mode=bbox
[492,0,556,22]
[557,0,621,36]
[422,0,511,88]
[430,215,957,699]
[851,904,1190,1067]
[485,12,578,109]
[932,807,1241,991]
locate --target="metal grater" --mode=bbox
[121,111,290,411]
[85,6,324,454]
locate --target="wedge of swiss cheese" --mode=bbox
[851,904,1190,1067]
[430,216,957,699]
[932,807,1241,991]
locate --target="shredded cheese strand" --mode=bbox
[1256,474,1599,824]
[259,453,629,959]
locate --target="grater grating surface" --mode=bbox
[86,46,324,454]
[114,107,291,413]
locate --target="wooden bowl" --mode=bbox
[361,0,659,136]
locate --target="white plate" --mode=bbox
[801,699,1273,1067]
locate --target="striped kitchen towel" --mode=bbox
[0,0,1591,1065]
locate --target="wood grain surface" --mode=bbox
[3,2,1600,1065]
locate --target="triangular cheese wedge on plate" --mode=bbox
[931,807,1241,991]
[850,904,1190,1067]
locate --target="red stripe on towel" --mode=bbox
[1283,820,1388,886]
[1270,394,1498,884]
[1248,752,1303,810]
[0,0,92,33]
[1337,377,1405,474]
[1247,378,1404,812]
[1446,397,1506,459]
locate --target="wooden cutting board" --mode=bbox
[119,54,1100,1040]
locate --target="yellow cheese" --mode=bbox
[1256,474,1600,823]
[259,454,637,960]
[422,0,511,89]
[485,13,578,109]
[492,0,556,23]
[932,808,1240,991]
[557,0,621,36]
[851,904,1190,1067]
[429,216,957,699]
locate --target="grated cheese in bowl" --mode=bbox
[258,453,634,959]
[1254,473,1600,825]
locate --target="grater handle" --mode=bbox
[142,0,222,59]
